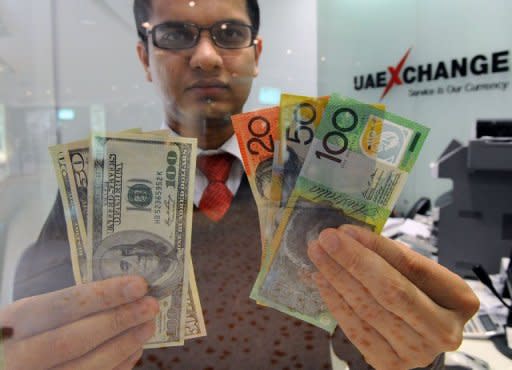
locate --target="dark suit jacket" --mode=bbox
[14,178,444,370]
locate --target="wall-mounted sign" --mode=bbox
[353,49,510,101]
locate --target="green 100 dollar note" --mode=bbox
[88,132,197,347]
[252,94,429,332]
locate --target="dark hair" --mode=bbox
[133,0,260,47]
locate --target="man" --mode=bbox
[4,1,479,369]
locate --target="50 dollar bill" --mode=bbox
[49,143,89,284]
[49,130,142,283]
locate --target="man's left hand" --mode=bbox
[308,225,480,370]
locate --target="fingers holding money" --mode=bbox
[0,277,160,369]
[307,228,467,368]
[312,228,461,342]
[312,271,409,370]
[308,240,441,369]
[1,275,149,340]
[338,224,479,319]
[52,322,154,370]
[3,296,158,370]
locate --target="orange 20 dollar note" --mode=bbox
[232,107,280,267]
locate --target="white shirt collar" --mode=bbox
[160,122,245,207]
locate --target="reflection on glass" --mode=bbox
[0,105,6,164]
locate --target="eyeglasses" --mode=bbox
[147,21,257,50]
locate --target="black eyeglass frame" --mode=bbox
[147,20,257,50]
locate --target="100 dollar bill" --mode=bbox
[66,130,142,238]
[88,133,197,347]
[140,129,207,340]
[252,94,429,332]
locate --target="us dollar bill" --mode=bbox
[139,129,208,340]
[88,132,197,347]
[49,143,88,284]
[252,94,429,332]
[56,130,142,282]
[184,257,207,339]
[65,130,142,237]
[56,129,205,340]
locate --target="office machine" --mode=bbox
[434,120,512,276]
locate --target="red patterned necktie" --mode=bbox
[197,153,235,222]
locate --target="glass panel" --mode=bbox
[0,1,507,369]
[0,0,57,306]
[318,0,512,212]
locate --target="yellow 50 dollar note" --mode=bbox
[272,94,329,208]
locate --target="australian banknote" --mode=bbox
[272,94,329,209]
[266,95,330,269]
[232,107,280,267]
[267,96,384,268]
[252,94,429,332]
[87,132,197,347]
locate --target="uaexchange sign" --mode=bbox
[353,49,510,101]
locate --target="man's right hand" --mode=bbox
[0,275,158,370]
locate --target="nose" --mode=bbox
[189,32,223,72]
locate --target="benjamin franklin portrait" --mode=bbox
[93,230,182,299]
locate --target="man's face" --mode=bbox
[138,0,262,131]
